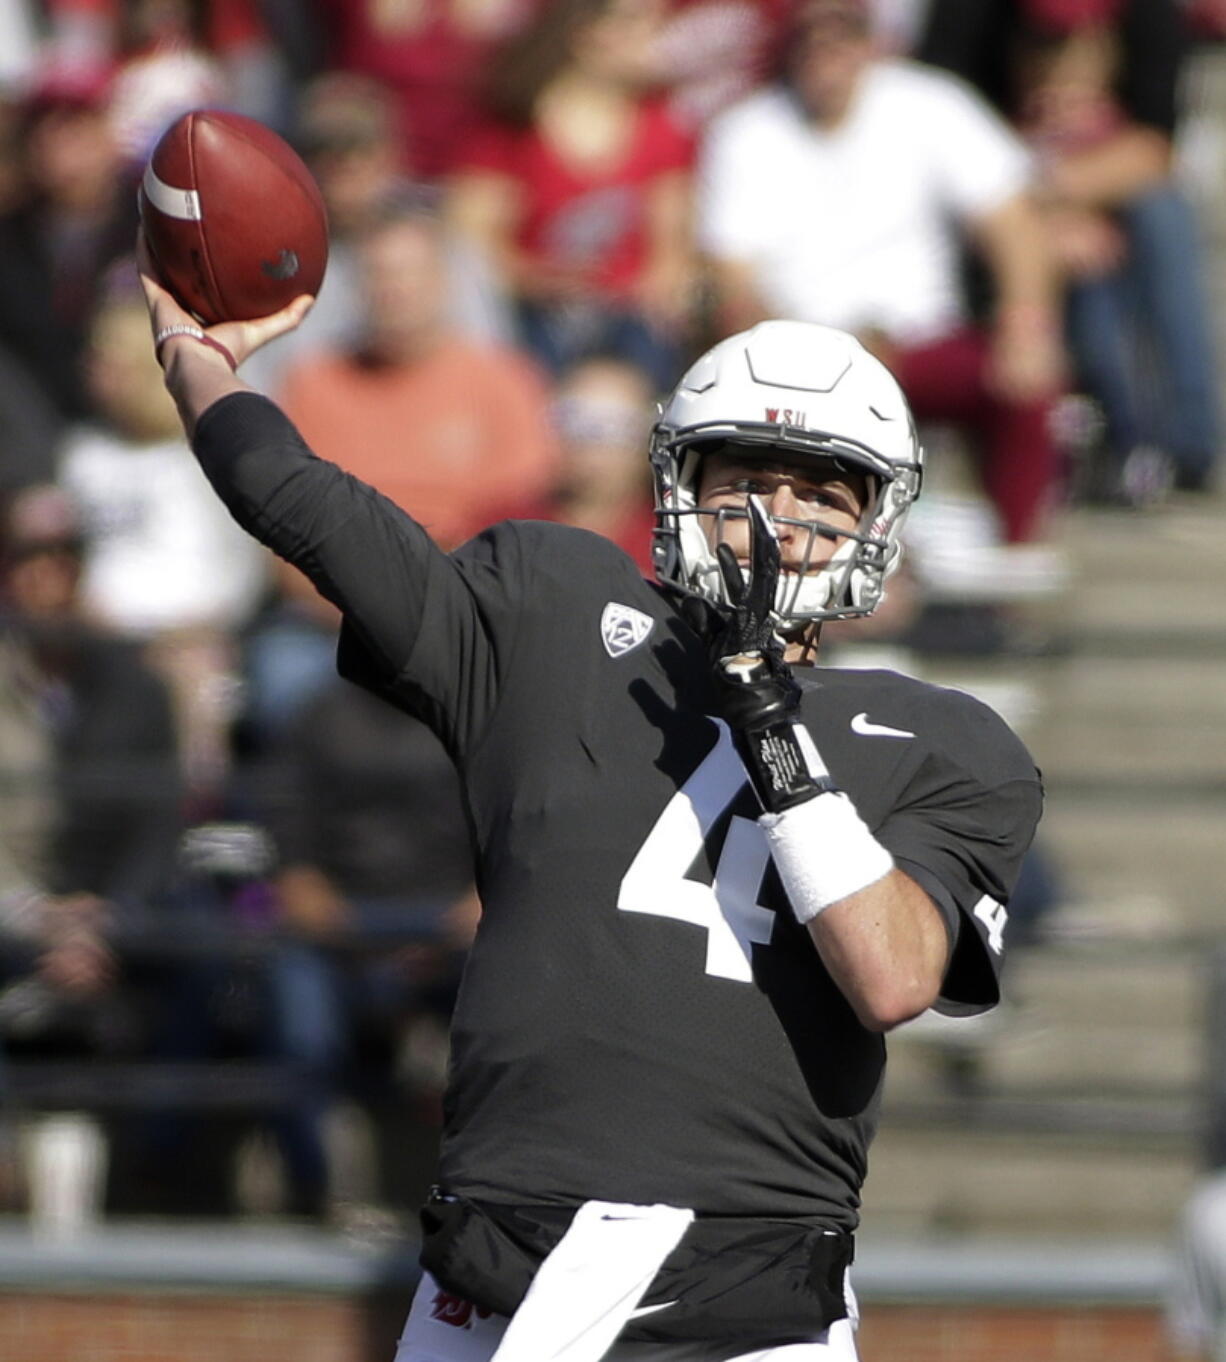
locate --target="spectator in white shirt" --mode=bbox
[55,273,269,807]
[697,0,1067,545]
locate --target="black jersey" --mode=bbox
[194,394,1041,1232]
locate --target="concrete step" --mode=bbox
[861,1123,1200,1238]
[1057,501,1226,638]
[868,945,1208,1238]
[1027,655,1226,786]
[1038,800,1226,935]
[887,948,1206,1098]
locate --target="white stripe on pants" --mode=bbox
[394,1271,861,1362]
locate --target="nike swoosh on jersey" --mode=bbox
[850,712,915,739]
[629,1301,679,1319]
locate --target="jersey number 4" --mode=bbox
[617,723,775,983]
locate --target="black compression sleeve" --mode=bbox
[191,390,441,683]
[191,390,317,510]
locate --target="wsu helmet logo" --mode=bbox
[765,407,806,426]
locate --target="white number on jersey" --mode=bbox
[616,723,775,982]
[972,893,1008,954]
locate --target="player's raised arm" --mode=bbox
[135,233,508,757]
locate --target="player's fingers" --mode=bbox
[226,294,314,353]
[263,293,315,337]
[715,541,746,607]
[135,230,201,340]
[137,219,312,350]
[189,294,311,369]
[134,232,173,307]
[134,228,155,277]
[137,271,181,322]
[745,496,780,620]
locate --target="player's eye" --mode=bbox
[803,486,857,515]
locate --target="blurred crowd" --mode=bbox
[0,0,1223,1229]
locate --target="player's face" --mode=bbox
[695,451,867,574]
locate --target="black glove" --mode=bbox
[706,497,834,814]
[708,495,800,727]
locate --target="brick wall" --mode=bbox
[0,1292,403,1362]
[858,1304,1177,1362]
[0,1294,1181,1362]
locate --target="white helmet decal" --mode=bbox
[650,321,924,628]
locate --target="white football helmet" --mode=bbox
[650,320,923,628]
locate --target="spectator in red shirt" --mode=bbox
[313,0,541,181]
[38,0,291,151]
[446,0,698,391]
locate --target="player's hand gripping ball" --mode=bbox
[139,109,328,325]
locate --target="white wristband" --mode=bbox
[153,324,237,371]
[760,792,895,923]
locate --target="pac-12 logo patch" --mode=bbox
[601,602,654,658]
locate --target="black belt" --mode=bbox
[419,1186,854,1346]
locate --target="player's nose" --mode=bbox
[765,484,801,534]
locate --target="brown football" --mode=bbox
[139,109,328,325]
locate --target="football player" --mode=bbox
[139,249,1042,1362]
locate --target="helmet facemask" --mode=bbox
[648,322,924,636]
[652,428,918,633]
